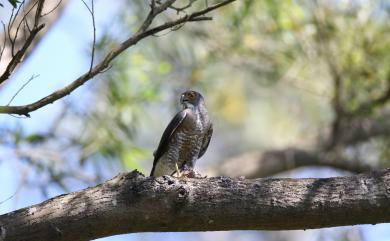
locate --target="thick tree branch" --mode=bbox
[326,96,390,148]
[336,113,390,146]
[1,169,390,241]
[210,111,390,178]
[209,148,374,178]
[0,0,236,117]
[313,17,345,149]
[349,74,390,116]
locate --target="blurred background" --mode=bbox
[1,0,390,240]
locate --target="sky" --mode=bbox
[0,0,390,241]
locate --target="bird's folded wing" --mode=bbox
[150,110,188,176]
[198,123,213,159]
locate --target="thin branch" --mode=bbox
[169,0,197,12]
[0,0,46,85]
[6,74,39,106]
[34,0,45,25]
[0,0,237,117]
[0,182,23,205]
[10,1,27,28]
[188,16,212,21]
[0,23,44,85]
[81,0,96,72]
[152,16,213,37]
[0,0,69,87]
[7,7,16,53]
[22,1,33,32]
[10,2,24,56]
[41,0,63,17]
[139,0,177,34]
[12,1,38,54]
[0,22,6,61]
[12,1,38,49]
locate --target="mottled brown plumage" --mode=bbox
[150,91,213,177]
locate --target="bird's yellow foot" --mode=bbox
[175,163,182,177]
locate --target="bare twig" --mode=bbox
[10,2,24,55]
[0,0,46,85]
[139,0,177,34]
[22,1,33,32]
[0,22,6,61]
[0,0,237,117]
[7,74,39,106]
[11,1,36,51]
[0,0,69,86]
[11,1,39,54]
[0,181,23,205]
[81,0,96,72]
[0,23,44,84]
[13,1,41,44]
[34,0,45,25]
[170,0,197,12]
[7,7,16,53]
[41,0,63,16]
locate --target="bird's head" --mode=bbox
[180,90,204,109]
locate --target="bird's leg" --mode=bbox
[175,163,182,177]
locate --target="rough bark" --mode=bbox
[1,169,390,241]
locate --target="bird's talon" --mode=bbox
[175,163,182,177]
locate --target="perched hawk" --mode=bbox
[150,90,213,177]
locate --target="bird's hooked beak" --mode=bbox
[180,93,190,105]
[180,94,187,104]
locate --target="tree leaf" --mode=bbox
[8,0,20,8]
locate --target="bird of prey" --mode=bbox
[150,90,213,177]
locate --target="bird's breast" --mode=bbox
[166,127,203,163]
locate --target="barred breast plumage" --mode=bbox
[167,123,204,168]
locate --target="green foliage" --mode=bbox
[122,148,148,170]
[25,134,45,144]
[0,0,20,8]
[91,0,390,161]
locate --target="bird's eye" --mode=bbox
[187,92,195,100]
